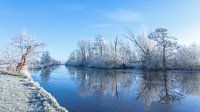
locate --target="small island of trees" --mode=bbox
[66,28,200,71]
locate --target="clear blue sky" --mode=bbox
[0,0,200,61]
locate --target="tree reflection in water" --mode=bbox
[34,66,200,110]
[39,66,60,82]
[137,71,185,107]
[67,67,137,100]
[66,67,200,108]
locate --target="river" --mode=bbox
[31,65,200,112]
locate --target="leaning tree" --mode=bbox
[12,32,45,73]
[124,29,156,69]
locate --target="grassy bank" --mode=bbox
[0,70,67,112]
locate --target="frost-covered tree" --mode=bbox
[0,32,45,73]
[67,28,200,70]
[85,40,93,58]
[68,50,76,61]
[148,28,178,71]
[93,34,105,56]
[78,40,87,64]
[13,33,45,72]
[125,29,156,69]
[174,44,200,70]
[118,40,135,65]
[113,36,119,53]
[40,51,51,65]
[40,51,59,67]
[0,43,20,71]
[67,34,136,68]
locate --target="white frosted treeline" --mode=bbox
[67,35,136,69]
[67,28,200,70]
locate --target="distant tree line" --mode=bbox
[33,51,61,69]
[67,28,200,70]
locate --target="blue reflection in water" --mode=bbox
[31,65,200,112]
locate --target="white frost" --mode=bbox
[0,71,67,112]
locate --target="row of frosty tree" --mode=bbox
[66,28,200,70]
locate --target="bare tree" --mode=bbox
[2,32,46,73]
[124,29,156,69]
[113,36,119,53]
[93,34,105,56]
[175,44,200,70]
[77,40,87,64]
[68,51,76,61]
[85,40,93,59]
[148,28,178,71]
[40,51,59,67]
[118,40,134,64]
[0,43,20,71]
[40,51,51,66]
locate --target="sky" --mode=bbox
[0,0,200,61]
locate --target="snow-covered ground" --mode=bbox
[0,71,67,112]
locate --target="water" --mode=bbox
[31,65,200,112]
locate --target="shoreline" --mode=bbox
[65,64,200,72]
[0,70,67,112]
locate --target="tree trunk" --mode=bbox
[114,45,117,53]
[16,46,31,72]
[16,55,27,72]
[114,36,118,53]
[163,47,166,71]
[100,46,103,56]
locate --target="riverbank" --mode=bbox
[65,63,200,71]
[0,70,67,112]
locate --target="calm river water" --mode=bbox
[31,65,200,112]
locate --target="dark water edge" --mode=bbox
[31,65,200,112]
[65,63,200,71]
